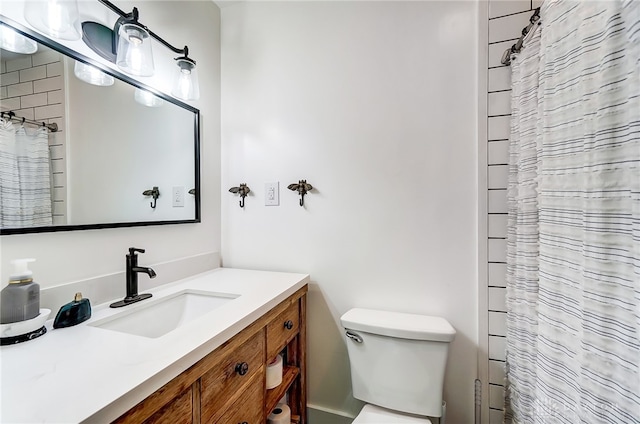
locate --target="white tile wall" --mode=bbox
[1,52,67,225]
[485,2,538,421]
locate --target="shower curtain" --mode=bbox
[0,119,53,228]
[505,1,640,423]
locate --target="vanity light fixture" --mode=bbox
[0,23,38,54]
[24,0,81,41]
[78,0,199,100]
[134,88,164,107]
[73,61,115,86]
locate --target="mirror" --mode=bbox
[0,18,200,235]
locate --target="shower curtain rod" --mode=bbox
[0,111,59,132]
[500,8,541,66]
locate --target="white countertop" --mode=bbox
[0,268,309,423]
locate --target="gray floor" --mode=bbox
[308,408,354,424]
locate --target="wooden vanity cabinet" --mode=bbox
[114,285,307,424]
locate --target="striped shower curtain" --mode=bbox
[505,1,640,423]
[0,119,53,228]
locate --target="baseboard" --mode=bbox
[308,404,355,424]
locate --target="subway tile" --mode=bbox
[488,115,511,140]
[488,164,508,189]
[20,65,46,82]
[1,60,5,73]
[489,0,532,19]
[532,0,544,8]
[489,214,508,238]
[490,408,505,424]
[21,93,48,109]
[46,62,63,77]
[15,108,34,120]
[489,40,515,68]
[32,50,61,66]
[488,91,511,116]
[489,335,507,361]
[52,187,66,202]
[488,189,508,214]
[489,311,507,336]
[488,238,507,262]
[489,263,508,287]
[35,103,62,120]
[7,81,33,97]
[1,71,20,87]
[489,359,506,385]
[489,287,507,311]
[33,76,63,93]
[52,200,66,215]
[50,145,66,160]
[0,86,7,99]
[488,66,511,92]
[489,384,506,409]
[51,158,66,173]
[52,215,67,225]
[488,140,509,165]
[6,56,33,72]
[47,89,63,105]
[489,11,534,43]
[1,96,21,111]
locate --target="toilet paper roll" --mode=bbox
[266,354,283,389]
[267,403,291,424]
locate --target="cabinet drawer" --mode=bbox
[201,330,265,424]
[217,371,264,424]
[143,388,192,424]
[266,300,299,360]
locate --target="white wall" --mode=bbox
[0,1,221,288]
[220,2,479,422]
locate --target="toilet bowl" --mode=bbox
[341,308,455,424]
[352,404,432,424]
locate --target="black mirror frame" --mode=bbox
[0,15,201,236]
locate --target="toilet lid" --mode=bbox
[352,405,433,424]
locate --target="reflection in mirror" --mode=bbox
[0,19,200,235]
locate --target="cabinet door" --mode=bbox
[217,372,264,424]
[142,387,193,424]
[266,301,299,360]
[201,330,265,424]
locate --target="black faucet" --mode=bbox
[110,247,156,308]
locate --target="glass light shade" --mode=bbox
[171,58,200,101]
[0,24,38,54]
[73,61,114,86]
[24,0,81,41]
[134,88,164,107]
[116,23,154,77]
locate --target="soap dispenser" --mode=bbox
[53,293,92,328]
[0,259,40,324]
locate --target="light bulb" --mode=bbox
[0,24,38,54]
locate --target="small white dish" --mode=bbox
[0,309,51,338]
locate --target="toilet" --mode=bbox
[340,308,456,424]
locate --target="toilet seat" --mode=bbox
[352,404,433,424]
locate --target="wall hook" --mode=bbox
[142,186,160,209]
[229,184,250,208]
[287,180,313,207]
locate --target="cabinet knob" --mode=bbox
[284,320,294,330]
[235,362,249,376]
[239,422,248,424]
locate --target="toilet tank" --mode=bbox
[341,308,456,418]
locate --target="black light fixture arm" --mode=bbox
[98,0,190,57]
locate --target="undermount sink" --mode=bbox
[89,290,240,338]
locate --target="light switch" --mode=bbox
[265,182,279,206]
[172,186,184,207]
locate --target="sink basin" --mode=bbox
[90,290,240,338]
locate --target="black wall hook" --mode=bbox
[229,184,250,208]
[142,186,160,209]
[287,180,313,207]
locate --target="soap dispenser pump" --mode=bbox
[53,293,92,329]
[0,258,40,324]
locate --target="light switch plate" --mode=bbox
[265,182,279,206]
[172,186,184,207]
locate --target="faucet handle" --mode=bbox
[128,247,146,256]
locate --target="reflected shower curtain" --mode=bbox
[505,1,640,423]
[0,120,52,228]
